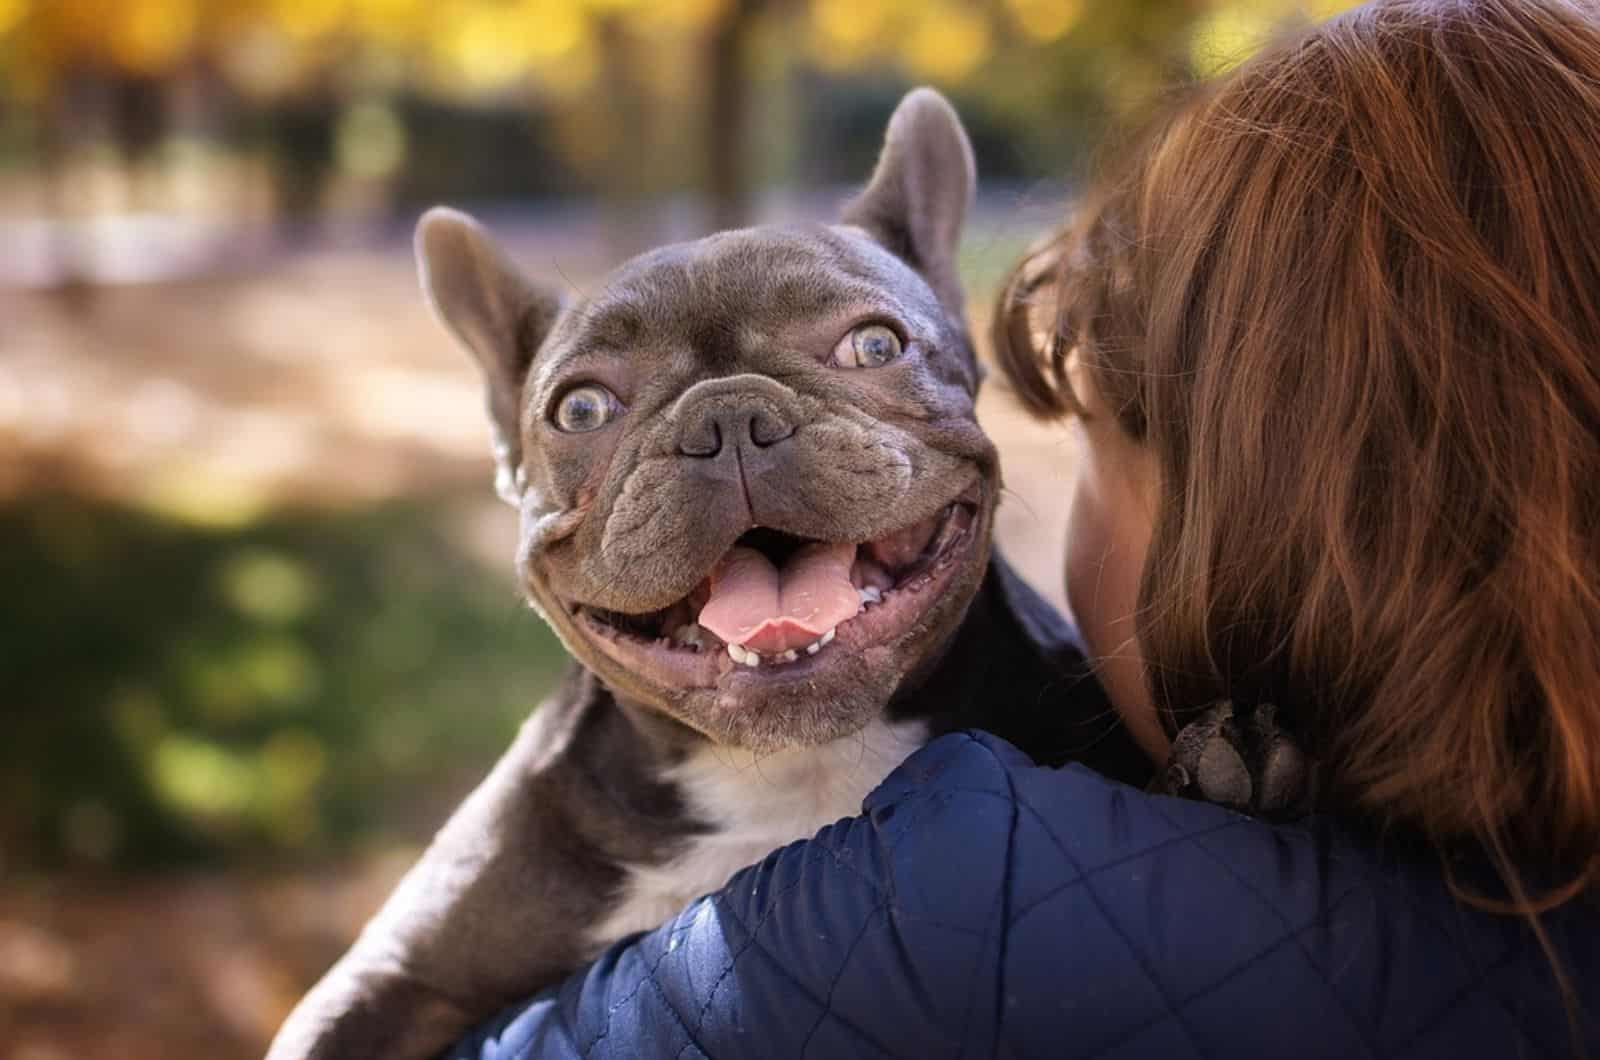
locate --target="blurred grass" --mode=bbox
[0,489,566,873]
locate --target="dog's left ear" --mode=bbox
[842,87,976,317]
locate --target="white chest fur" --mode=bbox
[586,719,928,948]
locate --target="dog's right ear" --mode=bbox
[416,207,562,504]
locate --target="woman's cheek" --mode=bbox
[1063,432,1168,762]
[1065,466,1137,665]
[1063,472,1111,651]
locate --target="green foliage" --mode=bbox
[0,492,567,871]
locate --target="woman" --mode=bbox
[451,1,1599,1055]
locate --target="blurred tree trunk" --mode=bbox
[704,0,762,231]
[595,15,657,257]
[109,72,174,215]
[266,70,340,238]
[41,68,96,308]
[109,74,168,165]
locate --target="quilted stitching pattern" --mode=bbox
[447,732,1598,1060]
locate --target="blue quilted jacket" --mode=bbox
[448,731,1599,1060]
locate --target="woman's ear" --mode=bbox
[415,207,563,504]
[841,87,976,317]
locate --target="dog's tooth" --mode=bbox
[672,623,704,648]
[820,627,836,647]
[778,649,798,663]
[727,643,747,664]
[858,586,882,606]
[805,640,822,655]
[742,649,762,668]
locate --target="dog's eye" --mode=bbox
[833,324,903,369]
[552,384,618,433]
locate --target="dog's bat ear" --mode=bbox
[416,207,562,504]
[842,87,976,316]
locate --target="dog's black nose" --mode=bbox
[677,398,796,457]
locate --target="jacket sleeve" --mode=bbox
[446,731,1048,1060]
[441,730,1560,1060]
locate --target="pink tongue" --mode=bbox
[698,542,860,654]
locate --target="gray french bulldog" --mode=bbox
[266,88,1149,1060]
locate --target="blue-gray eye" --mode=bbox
[553,384,617,433]
[832,323,903,368]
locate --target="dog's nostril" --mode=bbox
[678,420,723,458]
[748,408,795,448]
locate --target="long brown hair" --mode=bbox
[996,0,1600,905]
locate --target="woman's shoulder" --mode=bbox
[452,730,1598,1060]
[870,731,1597,1058]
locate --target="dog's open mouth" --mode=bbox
[570,485,981,685]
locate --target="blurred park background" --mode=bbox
[0,1,1353,1056]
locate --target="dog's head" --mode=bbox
[417,89,997,752]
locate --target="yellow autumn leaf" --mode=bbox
[1005,0,1082,43]
[811,0,888,54]
[0,0,27,37]
[1189,7,1275,77]
[107,0,198,74]
[902,4,990,82]
[270,0,347,41]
